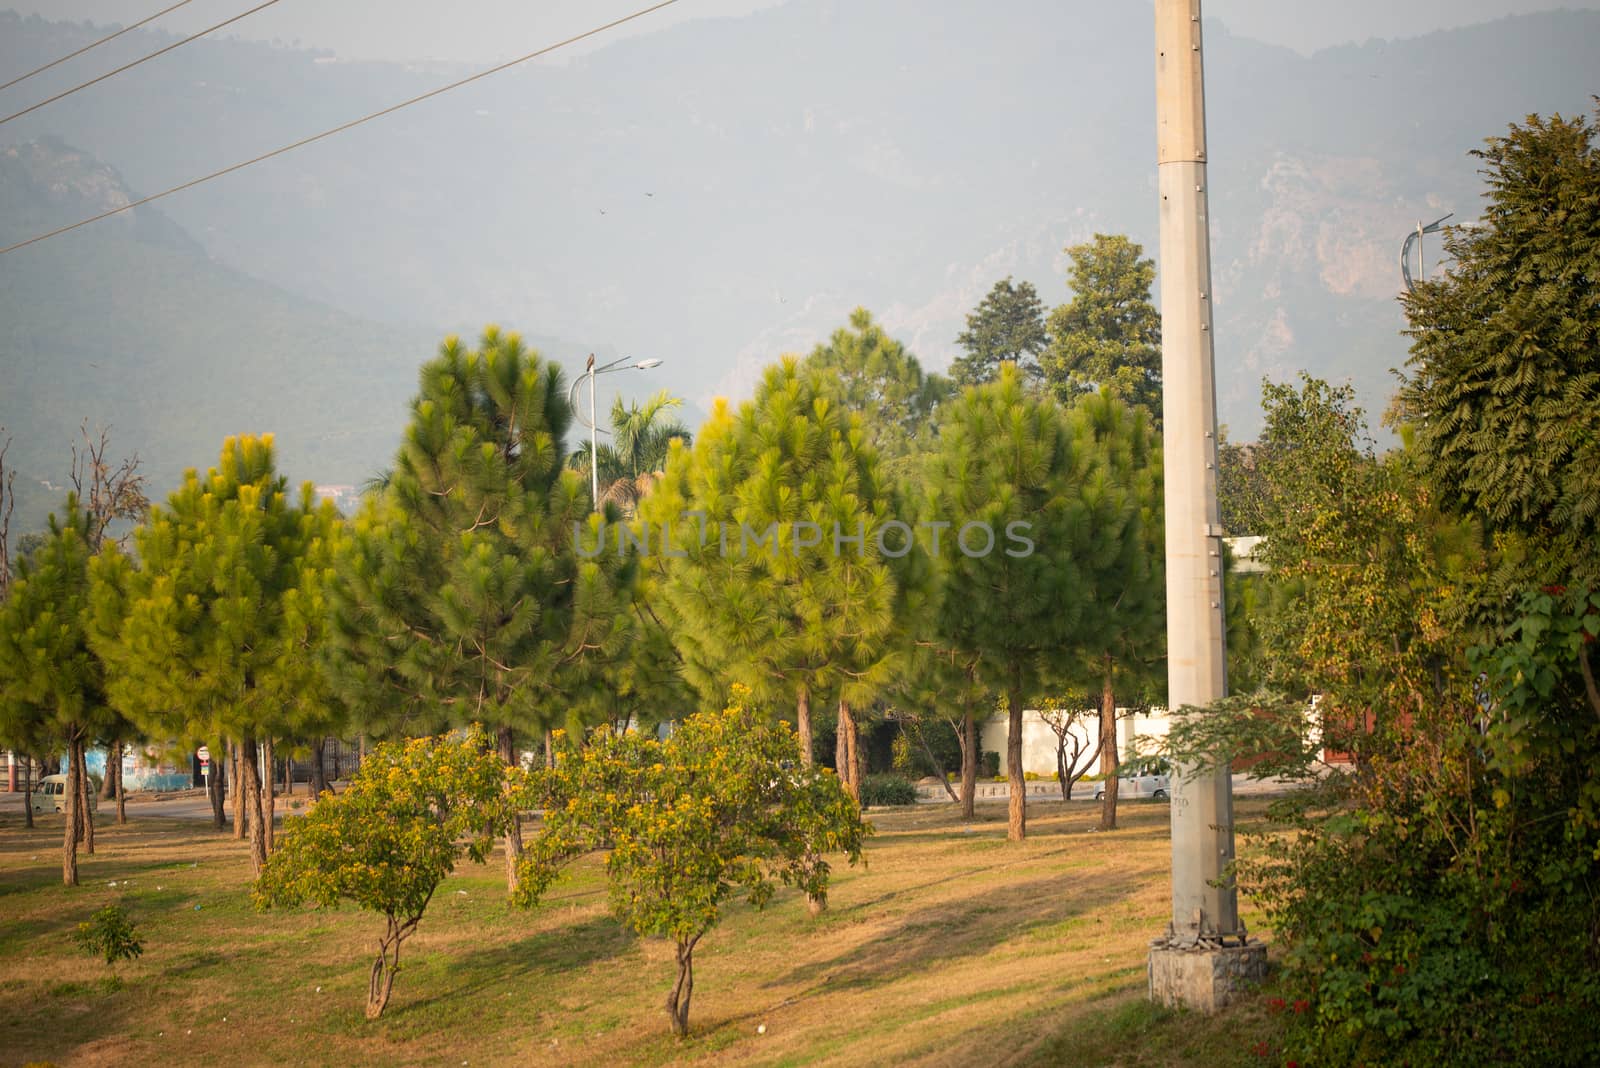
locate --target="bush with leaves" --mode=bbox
[514,696,869,1037]
[254,728,512,1019]
[74,904,142,971]
[858,775,918,807]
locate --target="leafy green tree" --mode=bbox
[89,435,329,873]
[569,389,692,514]
[1400,108,1600,587]
[255,729,511,1019]
[951,277,1049,386]
[923,366,1100,841]
[0,497,115,885]
[325,329,636,889]
[513,698,868,1037]
[638,358,922,799]
[1040,234,1162,420]
[802,308,953,478]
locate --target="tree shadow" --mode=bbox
[388,914,637,1018]
[767,870,1143,995]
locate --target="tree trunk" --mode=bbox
[796,688,813,767]
[1057,738,1071,802]
[23,755,34,830]
[263,739,276,853]
[960,711,977,820]
[114,746,126,824]
[367,918,403,1020]
[99,742,118,800]
[1006,687,1026,842]
[310,738,327,799]
[231,742,247,840]
[75,740,94,855]
[544,729,555,770]
[837,699,859,801]
[240,738,268,876]
[331,740,342,781]
[62,735,81,886]
[917,723,959,802]
[497,726,522,893]
[1098,660,1119,832]
[666,935,699,1037]
[207,743,226,830]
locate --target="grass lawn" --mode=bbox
[0,798,1286,1067]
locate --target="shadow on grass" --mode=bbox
[0,971,143,1064]
[769,871,1143,996]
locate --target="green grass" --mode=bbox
[0,799,1287,1066]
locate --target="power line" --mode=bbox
[0,0,683,257]
[0,0,285,127]
[0,0,202,93]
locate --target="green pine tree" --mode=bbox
[1041,234,1163,421]
[639,357,921,799]
[0,497,116,885]
[326,328,637,890]
[923,366,1105,841]
[951,277,1049,386]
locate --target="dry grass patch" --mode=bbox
[0,798,1283,1066]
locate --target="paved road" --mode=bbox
[0,788,318,825]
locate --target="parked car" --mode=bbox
[1093,772,1170,801]
[29,774,98,815]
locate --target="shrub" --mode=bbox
[254,729,512,1020]
[859,775,918,807]
[515,698,869,1037]
[979,750,1000,778]
[73,905,142,970]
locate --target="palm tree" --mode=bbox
[570,390,692,513]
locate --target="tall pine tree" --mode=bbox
[326,329,636,890]
[1041,234,1163,421]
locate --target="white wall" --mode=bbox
[980,708,1172,778]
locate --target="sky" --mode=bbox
[13,0,1600,64]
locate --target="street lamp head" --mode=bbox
[634,358,663,370]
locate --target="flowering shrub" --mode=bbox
[253,729,512,1019]
[513,695,869,1036]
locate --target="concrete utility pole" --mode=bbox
[1147,0,1265,1011]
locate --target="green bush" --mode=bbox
[979,750,1000,778]
[858,775,918,807]
[73,905,142,969]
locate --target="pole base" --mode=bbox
[1147,938,1267,1013]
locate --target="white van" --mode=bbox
[29,774,98,815]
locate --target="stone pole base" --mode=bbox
[1148,939,1268,1013]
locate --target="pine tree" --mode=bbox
[802,308,953,478]
[0,498,119,884]
[924,366,1101,841]
[89,435,325,875]
[638,357,921,799]
[1060,390,1165,831]
[326,328,636,890]
[951,278,1049,386]
[1041,234,1163,421]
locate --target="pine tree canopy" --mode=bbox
[951,277,1049,386]
[0,496,117,750]
[327,328,637,741]
[1041,234,1162,421]
[802,308,952,473]
[638,357,922,716]
[1400,108,1600,583]
[88,435,322,748]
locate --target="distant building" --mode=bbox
[980,707,1172,778]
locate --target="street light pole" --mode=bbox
[569,355,664,513]
[1148,0,1264,1011]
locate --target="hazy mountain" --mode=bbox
[0,138,633,542]
[2,3,1595,506]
